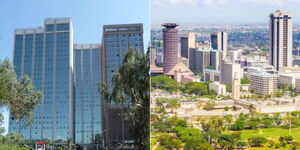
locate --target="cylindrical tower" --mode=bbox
[162,23,179,74]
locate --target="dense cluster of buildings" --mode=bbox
[150,10,300,98]
[9,18,144,149]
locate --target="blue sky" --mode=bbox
[0,0,150,134]
[152,0,300,24]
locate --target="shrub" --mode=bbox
[248,136,267,147]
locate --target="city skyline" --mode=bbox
[152,0,300,24]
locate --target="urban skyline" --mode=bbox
[152,0,300,24]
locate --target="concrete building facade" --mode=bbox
[180,32,195,58]
[249,72,278,95]
[101,23,143,148]
[211,32,227,60]
[162,23,179,74]
[220,62,242,87]
[269,10,293,70]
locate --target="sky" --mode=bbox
[152,0,300,25]
[0,0,150,135]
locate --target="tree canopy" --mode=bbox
[151,75,178,92]
[0,58,43,126]
[241,77,251,84]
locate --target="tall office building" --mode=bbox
[220,61,242,87]
[269,10,293,70]
[10,18,75,141]
[210,50,221,70]
[101,24,143,148]
[194,49,210,73]
[211,32,227,60]
[180,32,195,58]
[149,46,156,65]
[162,23,179,74]
[74,44,102,148]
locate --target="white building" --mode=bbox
[269,10,293,70]
[220,61,243,87]
[249,72,278,95]
[209,81,226,95]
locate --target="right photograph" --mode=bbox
[150,1,300,150]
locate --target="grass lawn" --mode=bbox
[224,127,300,150]
[0,144,30,150]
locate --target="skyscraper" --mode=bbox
[269,10,293,70]
[210,50,221,70]
[74,44,102,148]
[101,24,144,148]
[211,32,227,60]
[162,23,179,74]
[180,32,195,58]
[194,49,210,73]
[10,18,75,141]
[149,46,156,65]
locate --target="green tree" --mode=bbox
[151,75,178,92]
[182,81,209,96]
[0,59,43,126]
[241,77,251,84]
[203,98,216,111]
[218,134,236,150]
[248,136,267,147]
[226,85,232,92]
[100,49,149,149]
[165,98,181,115]
[157,134,183,149]
[274,90,284,98]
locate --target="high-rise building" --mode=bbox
[149,46,156,65]
[249,72,278,95]
[180,32,195,58]
[210,50,221,70]
[269,10,293,70]
[220,61,242,87]
[194,49,210,73]
[211,32,227,60]
[10,18,75,141]
[101,24,143,148]
[162,23,179,74]
[74,44,102,148]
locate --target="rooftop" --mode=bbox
[250,72,277,77]
[162,23,179,28]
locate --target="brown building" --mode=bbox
[101,23,143,149]
[162,23,179,74]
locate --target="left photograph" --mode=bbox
[0,0,150,150]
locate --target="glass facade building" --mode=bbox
[74,44,102,147]
[101,24,143,148]
[10,18,75,141]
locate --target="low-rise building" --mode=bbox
[249,72,278,95]
[204,69,220,82]
[209,81,226,95]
